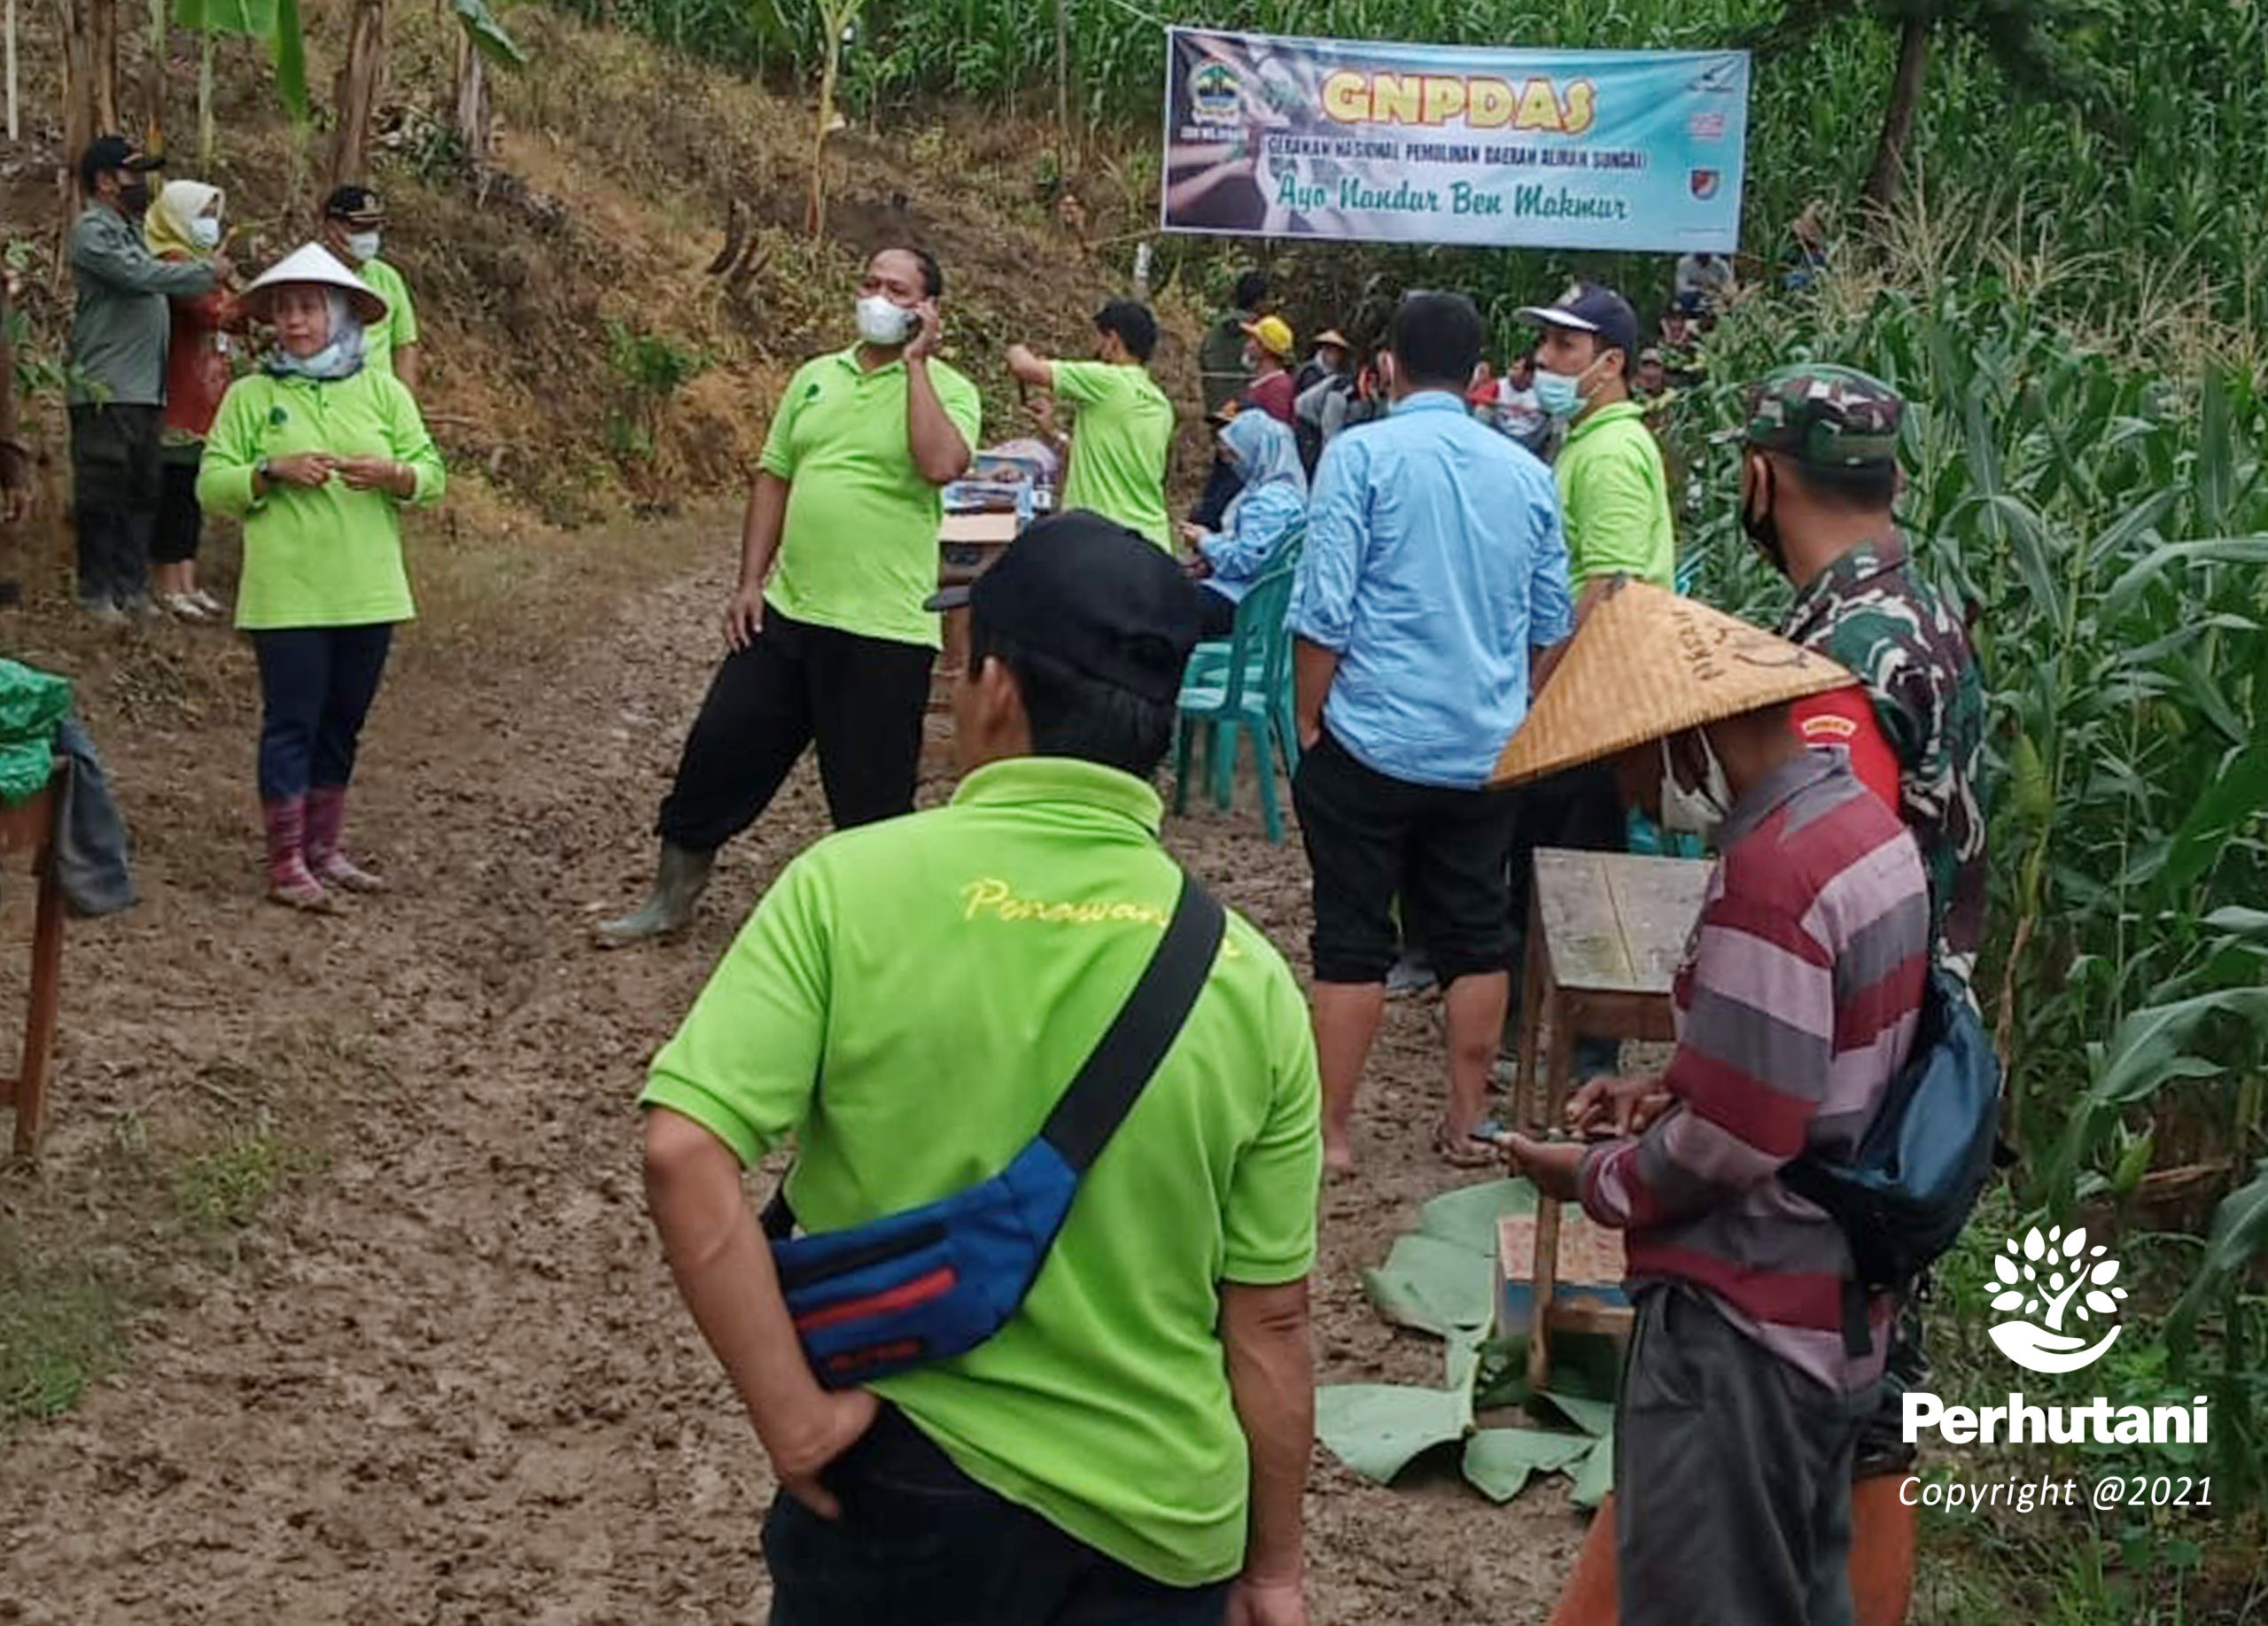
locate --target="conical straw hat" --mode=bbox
[1493,580,1858,787]
[237,242,388,327]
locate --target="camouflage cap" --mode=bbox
[1740,363,1903,469]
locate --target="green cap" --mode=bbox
[1740,363,1903,469]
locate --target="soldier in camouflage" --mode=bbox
[1738,362,1988,976]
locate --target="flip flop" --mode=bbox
[1433,1122,1502,1169]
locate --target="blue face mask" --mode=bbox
[1533,368,1583,418]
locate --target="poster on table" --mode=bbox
[1161,28,1750,253]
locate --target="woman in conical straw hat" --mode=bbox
[1492,579,1933,1626]
[197,243,446,910]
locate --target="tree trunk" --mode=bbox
[1053,0,1072,170]
[7,0,22,143]
[58,0,113,219]
[139,0,163,149]
[1861,14,1931,216]
[326,0,387,196]
[197,25,214,170]
[452,24,489,159]
[89,0,117,128]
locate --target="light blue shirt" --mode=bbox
[1291,391,1574,790]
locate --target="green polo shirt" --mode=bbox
[759,347,983,649]
[197,367,446,630]
[642,757,1321,1586]
[1052,360,1174,549]
[1555,400,1675,589]
[355,258,420,379]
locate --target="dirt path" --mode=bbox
[0,511,1584,1625]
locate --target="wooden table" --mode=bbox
[936,510,1020,687]
[0,762,67,1158]
[1511,846,1712,1389]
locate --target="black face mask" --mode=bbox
[1741,461,1789,575]
[118,179,152,216]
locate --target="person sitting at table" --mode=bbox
[1179,407,1306,638]
[598,247,979,946]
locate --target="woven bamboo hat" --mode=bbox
[1492,580,1859,787]
[237,242,388,326]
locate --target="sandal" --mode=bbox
[1433,1120,1503,1169]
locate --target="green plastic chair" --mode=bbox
[1172,564,1300,843]
[1184,525,1302,761]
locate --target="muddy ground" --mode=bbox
[0,509,1588,1624]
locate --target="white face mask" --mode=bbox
[856,293,917,347]
[345,230,382,262]
[1658,733,1734,837]
[190,217,223,251]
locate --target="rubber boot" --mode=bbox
[595,843,715,947]
[262,797,334,913]
[305,786,388,893]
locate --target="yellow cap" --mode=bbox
[1242,315,1295,361]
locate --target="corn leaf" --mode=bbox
[268,0,307,121]
[454,0,527,66]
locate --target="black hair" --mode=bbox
[1388,291,1485,392]
[323,184,379,220]
[1786,456,1898,512]
[874,245,944,299]
[1233,269,1270,311]
[967,619,1177,780]
[1094,300,1159,362]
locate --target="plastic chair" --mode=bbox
[1184,526,1302,759]
[1172,566,1299,843]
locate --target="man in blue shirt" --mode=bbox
[1290,291,1574,1174]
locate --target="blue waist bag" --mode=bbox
[763,875,1224,1389]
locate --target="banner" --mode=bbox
[1161,29,1750,253]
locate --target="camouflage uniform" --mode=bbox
[1744,364,1988,974]
[1744,363,1990,1479]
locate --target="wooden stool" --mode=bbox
[0,762,67,1158]
[1511,847,1712,1389]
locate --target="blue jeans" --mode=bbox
[251,625,394,802]
[763,1406,1231,1626]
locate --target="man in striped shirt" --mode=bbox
[1495,583,1928,1626]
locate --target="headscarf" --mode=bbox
[261,290,368,383]
[1217,409,1306,529]
[144,180,222,261]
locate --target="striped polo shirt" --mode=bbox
[1581,749,1929,1392]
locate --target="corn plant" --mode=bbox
[1666,270,2268,1490]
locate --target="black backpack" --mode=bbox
[1781,965,2005,1354]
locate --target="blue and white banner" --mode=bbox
[1161,28,1750,253]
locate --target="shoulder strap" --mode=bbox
[1040,873,1226,1172]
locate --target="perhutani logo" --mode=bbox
[1989,1223,2128,1373]
[1904,1220,2207,1450]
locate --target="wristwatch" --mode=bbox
[255,456,273,481]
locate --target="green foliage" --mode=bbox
[172,1132,291,1230]
[455,0,530,65]
[603,320,709,465]
[552,0,2266,330]
[1660,270,2268,1495]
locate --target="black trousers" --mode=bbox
[764,1406,1231,1626]
[1188,455,1244,531]
[153,455,205,566]
[1617,1286,1873,1626]
[657,607,933,852]
[69,402,162,605]
[251,624,395,802]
